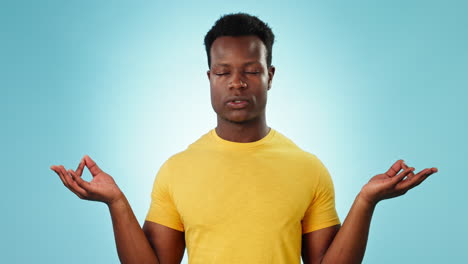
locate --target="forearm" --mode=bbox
[321,192,376,264]
[108,194,159,264]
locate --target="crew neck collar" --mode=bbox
[210,128,276,149]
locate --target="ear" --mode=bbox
[207,70,211,80]
[267,65,276,90]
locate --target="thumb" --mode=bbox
[385,159,405,177]
[83,155,103,177]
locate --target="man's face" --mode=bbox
[207,36,275,124]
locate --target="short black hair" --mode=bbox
[204,13,275,69]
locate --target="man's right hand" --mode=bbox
[51,155,123,205]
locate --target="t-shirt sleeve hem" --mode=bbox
[302,219,341,234]
[145,216,185,232]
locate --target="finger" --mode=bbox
[397,167,438,191]
[60,166,87,199]
[75,158,86,177]
[54,165,84,199]
[67,169,90,196]
[385,160,405,177]
[390,166,415,185]
[52,165,87,199]
[83,155,103,177]
[401,162,415,178]
[402,167,416,182]
[401,162,409,171]
[406,166,438,182]
[70,168,94,192]
[51,165,71,189]
[59,166,74,186]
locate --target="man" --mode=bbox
[51,13,438,264]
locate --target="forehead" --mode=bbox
[210,36,267,65]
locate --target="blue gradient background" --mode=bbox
[2,1,467,263]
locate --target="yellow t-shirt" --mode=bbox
[146,128,340,263]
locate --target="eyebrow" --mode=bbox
[213,61,261,67]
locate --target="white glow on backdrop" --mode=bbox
[2,1,467,263]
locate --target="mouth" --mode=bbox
[226,99,250,109]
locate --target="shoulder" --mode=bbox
[160,130,213,167]
[272,129,325,165]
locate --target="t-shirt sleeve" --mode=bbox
[302,158,341,234]
[145,160,184,232]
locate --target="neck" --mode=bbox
[215,115,270,143]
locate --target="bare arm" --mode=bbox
[302,196,376,264]
[319,193,376,264]
[51,155,184,264]
[107,196,185,264]
[108,195,159,264]
[143,221,186,264]
[302,160,438,264]
[302,225,340,264]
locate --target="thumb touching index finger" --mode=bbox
[83,155,103,176]
[385,159,405,177]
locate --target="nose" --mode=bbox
[228,72,247,90]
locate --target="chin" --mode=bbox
[222,114,256,124]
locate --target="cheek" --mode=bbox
[254,90,268,106]
[262,74,270,86]
[250,74,269,91]
[210,84,223,106]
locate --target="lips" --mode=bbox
[225,97,250,109]
[227,101,249,108]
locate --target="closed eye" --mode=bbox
[245,72,260,75]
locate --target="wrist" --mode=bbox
[107,191,126,209]
[357,192,378,208]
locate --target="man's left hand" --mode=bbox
[359,160,438,206]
